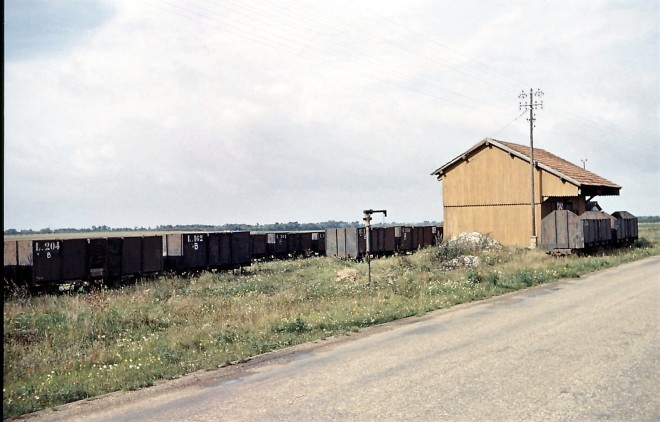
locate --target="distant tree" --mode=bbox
[3,219,447,236]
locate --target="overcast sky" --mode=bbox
[4,0,659,230]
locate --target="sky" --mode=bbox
[4,0,659,230]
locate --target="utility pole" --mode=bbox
[363,209,387,286]
[519,88,543,248]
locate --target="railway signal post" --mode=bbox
[363,209,387,286]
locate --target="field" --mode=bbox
[3,223,659,419]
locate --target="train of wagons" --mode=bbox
[4,209,639,290]
[3,225,442,290]
[541,209,638,254]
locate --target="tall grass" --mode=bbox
[4,224,659,419]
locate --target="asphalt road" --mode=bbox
[26,256,659,421]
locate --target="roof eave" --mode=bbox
[431,138,584,188]
[581,185,621,197]
[431,138,492,179]
[431,138,620,194]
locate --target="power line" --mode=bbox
[141,0,516,112]
[139,0,651,152]
[489,110,527,138]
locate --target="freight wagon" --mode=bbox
[163,232,252,272]
[4,236,163,289]
[541,209,638,254]
[325,225,440,259]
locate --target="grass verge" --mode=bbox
[4,223,659,419]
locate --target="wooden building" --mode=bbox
[431,138,621,246]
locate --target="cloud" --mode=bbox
[4,0,659,230]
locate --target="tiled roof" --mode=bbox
[432,138,621,192]
[496,140,621,189]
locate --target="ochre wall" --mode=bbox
[441,145,580,246]
[443,205,531,246]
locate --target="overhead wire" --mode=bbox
[201,0,515,109]
[142,0,515,112]
[140,0,652,152]
[283,0,656,161]
[289,1,514,95]
[281,0,522,99]
[324,1,654,149]
[488,110,528,138]
[546,107,650,150]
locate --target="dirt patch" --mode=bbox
[336,268,358,282]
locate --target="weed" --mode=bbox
[485,271,501,286]
[270,315,310,334]
[3,225,658,419]
[465,269,483,284]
